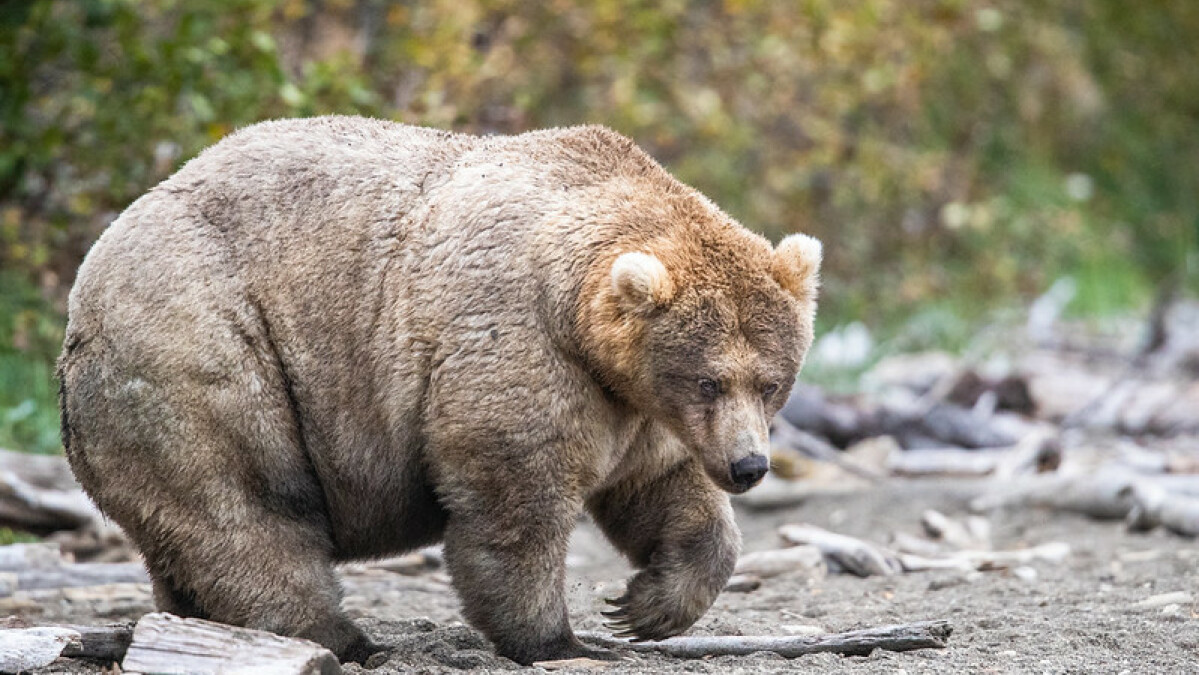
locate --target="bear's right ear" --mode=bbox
[610,252,675,312]
[771,233,822,305]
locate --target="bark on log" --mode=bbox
[122,613,339,675]
[59,622,135,662]
[578,620,952,658]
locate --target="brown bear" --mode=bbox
[57,117,821,665]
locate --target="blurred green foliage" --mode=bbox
[0,0,1196,451]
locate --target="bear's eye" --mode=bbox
[762,382,780,399]
[698,378,721,400]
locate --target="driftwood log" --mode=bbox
[0,626,83,672]
[1124,482,1199,537]
[971,472,1199,522]
[886,431,1061,479]
[0,543,148,598]
[579,620,952,658]
[122,613,339,675]
[1,562,149,595]
[777,524,902,577]
[770,417,884,482]
[778,385,1021,451]
[733,544,826,580]
[0,448,78,491]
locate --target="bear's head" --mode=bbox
[591,230,822,494]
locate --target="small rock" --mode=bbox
[1012,566,1037,582]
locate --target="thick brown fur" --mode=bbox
[57,117,821,665]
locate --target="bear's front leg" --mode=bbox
[440,481,616,665]
[587,457,740,640]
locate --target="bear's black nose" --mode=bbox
[730,454,769,488]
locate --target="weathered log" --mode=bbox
[122,613,339,675]
[896,554,975,573]
[969,472,1136,519]
[0,583,153,619]
[0,469,100,532]
[777,524,902,577]
[0,448,78,491]
[898,541,1069,573]
[578,620,952,658]
[770,417,884,482]
[723,574,762,593]
[889,430,1059,479]
[3,561,149,594]
[777,385,1022,452]
[732,475,857,512]
[0,626,82,672]
[366,547,443,575]
[1124,482,1199,537]
[778,385,870,449]
[0,542,67,570]
[880,402,1019,450]
[733,545,826,580]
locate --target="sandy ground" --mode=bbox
[15,473,1197,674]
[332,475,1198,674]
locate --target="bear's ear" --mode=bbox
[610,251,675,311]
[771,233,822,304]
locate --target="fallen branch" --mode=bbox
[122,613,339,675]
[578,620,952,658]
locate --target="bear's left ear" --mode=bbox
[771,233,822,305]
[610,251,675,312]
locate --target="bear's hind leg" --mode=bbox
[440,485,615,665]
[130,488,381,664]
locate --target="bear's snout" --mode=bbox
[729,454,769,490]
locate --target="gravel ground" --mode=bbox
[330,477,1198,675]
[16,472,1198,674]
